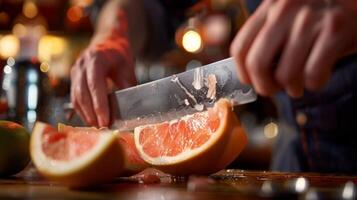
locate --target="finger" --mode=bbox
[86,59,110,127]
[105,40,137,89]
[304,9,343,91]
[72,98,86,124]
[70,71,89,124]
[245,0,299,96]
[230,0,275,84]
[275,6,320,98]
[71,66,98,126]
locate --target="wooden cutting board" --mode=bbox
[1,167,356,200]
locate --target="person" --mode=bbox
[70,0,196,127]
[71,0,357,173]
[230,0,357,173]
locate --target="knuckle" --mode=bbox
[297,6,313,25]
[87,78,97,91]
[75,88,87,102]
[73,85,81,95]
[246,56,264,75]
[305,72,322,90]
[275,0,297,17]
[280,0,295,9]
[275,71,291,86]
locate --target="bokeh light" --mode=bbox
[23,1,38,19]
[72,0,94,7]
[40,62,50,73]
[182,30,202,53]
[203,15,230,45]
[263,122,278,139]
[13,23,28,38]
[0,12,10,25]
[67,6,83,23]
[3,65,12,74]
[38,35,67,61]
[0,35,20,58]
[7,57,15,66]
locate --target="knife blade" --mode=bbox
[110,57,257,131]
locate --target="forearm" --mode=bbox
[90,0,148,57]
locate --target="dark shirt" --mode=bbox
[88,0,196,35]
[274,55,357,173]
[245,0,357,174]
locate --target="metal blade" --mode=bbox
[111,57,256,131]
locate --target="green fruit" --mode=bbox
[0,120,30,177]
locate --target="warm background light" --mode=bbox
[12,23,28,37]
[182,30,202,53]
[38,35,67,61]
[23,1,38,19]
[40,62,50,73]
[0,12,10,25]
[67,6,83,23]
[203,15,230,45]
[72,0,93,7]
[0,35,20,58]
[264,122,279,139]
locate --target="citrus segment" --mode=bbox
[58,123,149,176]
[30,122,124,188]
[134,98,248,175]
[42,124,98,161]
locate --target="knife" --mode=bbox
[110,57,257,131]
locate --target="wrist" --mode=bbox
[90,8,130,47]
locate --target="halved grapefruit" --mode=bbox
[30,122,125,188]
[134,98,248,175]
[58,124,149,176]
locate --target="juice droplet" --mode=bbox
[205,74,217,100]
[192,67,204,90]
[194,104,204,111]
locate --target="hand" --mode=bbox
[230,0,357,97]
[70,37,137,127]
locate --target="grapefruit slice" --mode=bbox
[116,132,150,176]
[134,98,248,175]
[30,122,124,188]
[58,123,149,176]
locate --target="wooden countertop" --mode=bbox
[1,167,357,200]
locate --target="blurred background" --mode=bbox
[0,0,291,171]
